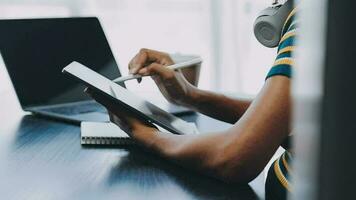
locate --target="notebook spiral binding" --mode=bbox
[81,136,134,145]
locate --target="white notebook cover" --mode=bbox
[80,121,199,146]
[81,122,133,145]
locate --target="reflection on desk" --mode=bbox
[0,112,263,200]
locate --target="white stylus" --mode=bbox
[112,57,202,83]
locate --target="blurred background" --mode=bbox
[0,0,276,97]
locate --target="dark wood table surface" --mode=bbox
[0,91,265,200]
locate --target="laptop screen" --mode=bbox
[0,17,124,108]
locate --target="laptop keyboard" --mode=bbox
[42,101,107,115]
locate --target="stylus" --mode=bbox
[112,57,202,83]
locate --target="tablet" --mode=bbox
[62,61,196,135]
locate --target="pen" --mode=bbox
[112,57,202,83]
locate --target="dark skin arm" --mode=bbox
[86,49,291,183]
[188,89,252,124]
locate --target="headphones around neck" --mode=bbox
[254,0,294,48]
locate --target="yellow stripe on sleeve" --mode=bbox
[274,157,292,192]
[279,30,296,44]
[278,46,295,55]
[274,58,294,66]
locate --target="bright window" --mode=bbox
[0,0,276,96]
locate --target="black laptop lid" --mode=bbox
[0,17,124,108]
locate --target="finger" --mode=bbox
[129,50,149,74]
[109,111,124,125]
[144,63,176,80]
[108,111,133,133]
[129,48,167,74]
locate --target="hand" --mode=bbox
[129,48,198,106]
[84,88,158,139]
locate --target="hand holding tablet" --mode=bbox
[62,61,198,135]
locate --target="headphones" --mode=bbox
[254,0,294,48]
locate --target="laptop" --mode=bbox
[0,17,191,124]
[0,17,120,124]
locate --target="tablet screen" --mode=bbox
[63,62,196,135]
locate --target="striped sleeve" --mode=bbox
[265,8,298,80]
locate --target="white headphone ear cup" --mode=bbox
[254,15,283,48]
[254,0,294,48]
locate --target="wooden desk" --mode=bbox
[0,92,265,200]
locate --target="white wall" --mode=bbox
[0,0,276,96]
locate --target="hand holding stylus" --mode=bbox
[114,53,202,83]
[121,48,200,106]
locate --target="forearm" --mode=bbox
[145,131,232,180]
[129,121,225,178]
[187,88,252,124]
[133,129,259,183]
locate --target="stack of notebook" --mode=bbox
[81,122,133,145]
[81,122,199,146]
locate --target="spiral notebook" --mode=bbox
[81,122,134,145]
[81,121,200,146]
